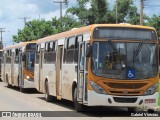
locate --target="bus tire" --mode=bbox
[74,88,83,112]
[45,81,52,102]
[6,74,11,88]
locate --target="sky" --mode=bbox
[0,0,159,47]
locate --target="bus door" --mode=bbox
[3,53,6,82]
[19,50,23,88]
[56,45,63,99]
[39,49,44,92]
[77,41,89,104]
[77,42,84,103]
[11,51,14,85]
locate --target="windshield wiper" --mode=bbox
[108,40,119,54]
[133,41,144,57]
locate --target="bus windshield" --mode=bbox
[91,41,158,80]
[26,51,35,71]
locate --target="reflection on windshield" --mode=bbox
[26,51,35,70]
[92,42,158,80]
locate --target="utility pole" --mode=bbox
[140,0,143,25]
[140,0,148,25]
[19,17,30,26]
[0,28,5,48]
[116,0,118,24]
[53,1,66,22]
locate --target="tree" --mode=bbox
[67,0,90,25]
[89,0,109,24]
[13,19,55,42]
[111,0,140,24]
[145,15,160,38]
[67,0,111,24]
[13,16,83,42]
[52,15,83,33]
[67,0,140,25]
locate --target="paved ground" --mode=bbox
[0,81,159,120]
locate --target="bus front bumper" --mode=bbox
[23,79,35,88]
[87,90,159,111]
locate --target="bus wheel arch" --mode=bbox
[45,78,52,102]
[17,75,19,87]
[72,81,77,101]
[72,81,84,112]
[6,74,11,88]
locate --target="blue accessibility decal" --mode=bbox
[127,69,135,79]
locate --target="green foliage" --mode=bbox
[13,19,54,42]
[145,15,160,38]
[52,16,83,33]
[67,0,90,25]
[112,0,141,24]
[13,0,160,42]
[13,16,82,42]
[67,0,140,25]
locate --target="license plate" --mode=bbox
[145,99,156,104]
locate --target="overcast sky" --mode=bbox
[0,0,159,47]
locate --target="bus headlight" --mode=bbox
[25,75,33,81]
[143,84,158,95]
[26,76,30,79]
[90,81,107,95]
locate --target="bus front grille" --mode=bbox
[110,91,141,95]
[113,97,137,103]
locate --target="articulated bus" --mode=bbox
[1,41,36,92]
[34,24,159,111]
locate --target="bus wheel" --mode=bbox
[6,74,11,88]
[45,81,52,102]
[74,88,83,112]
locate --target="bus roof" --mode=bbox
[36,24,156,44]
[3,41,36,51]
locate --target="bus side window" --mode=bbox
[36,45,40,64]
[80,44,84,71]
[37,44,40,53]
[74,35,83,63]
[63,38,67,63]
[52,41,56,63]
[48,42,50,52]
[50,42,53,52]
[45,43,48,52]
[65,36,76,63]
[15,49,19,63]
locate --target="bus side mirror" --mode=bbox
[22,54,26,61]
[86,44,91,58]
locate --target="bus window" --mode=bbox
[65,36,76,63]
[26,51,36,70]
[15,49,19,63]
[36,45,40,64]
[80,44,84,71]
[74,35,83,63]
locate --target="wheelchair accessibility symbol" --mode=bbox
[127,69,135,79]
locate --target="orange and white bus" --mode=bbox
[34,24,159,111]
[1,41,36,92]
